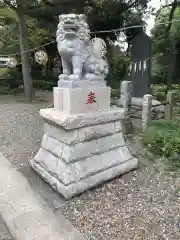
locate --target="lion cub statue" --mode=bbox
[56,14,108,82]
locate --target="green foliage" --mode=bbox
[0,3,16,25]
[107,44,130,87]
[0,0,150,90]
[0,4,51,55]
[0,4,18,53]
[0,67,9,76]
[151,8,170,83]
[36,0,149,41]
[0,69,57,91]
[27,17,51,48]
[150,84,167,101]
[151,6,180,84]
[170,7,180,39]
[33,80,55,90]
[142,119,180,168]
[150,84,180,101]
[111,88,120,100]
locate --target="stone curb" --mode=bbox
[0,153,86,240]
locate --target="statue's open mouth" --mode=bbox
[64,20,78,32]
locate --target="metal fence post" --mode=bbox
[142,94,152,132]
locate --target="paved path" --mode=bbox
[0,216,13,240]
[0,152,85,240]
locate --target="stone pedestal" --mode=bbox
[53,85,110,114]
[30,84,138,199]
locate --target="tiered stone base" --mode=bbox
[30,107,138,199]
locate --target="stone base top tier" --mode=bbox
[40,107,125,130]
[58,79,106,88]
[30,107,138,199]
[53,86,111,114]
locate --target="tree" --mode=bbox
[39,0,149,41]
[151,2,180,85]
[151,7,170,83]
[1,0,150,93]
[1,0,47,102]
[165,0,178,90]
[0,6,50,55]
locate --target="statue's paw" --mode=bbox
[59,74,69,81]
[68,74,80,81]
[84,73,95,80]
[84,73,102,81]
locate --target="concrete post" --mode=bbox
[120,81,132,134]
[120,81,132,115]
[142,94,152,132]
[165,91,174,120]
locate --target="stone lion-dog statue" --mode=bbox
[56,14,109,82]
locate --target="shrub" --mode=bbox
[142,119,180,168]
[33,80,56,90]
[111,88,120,100]
[150,84,167,101]
[150,84,180,102]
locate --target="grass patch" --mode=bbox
[142,119,180,169]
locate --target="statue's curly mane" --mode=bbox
[56,14,90,43]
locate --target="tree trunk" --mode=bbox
[17,8,33,102]
[167,39,176,90]
[165,0,177,90]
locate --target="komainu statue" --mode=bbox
[56,14,108,82]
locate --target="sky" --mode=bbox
[146,0,167,36]
[119,0,164,50]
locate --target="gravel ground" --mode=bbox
[0,91,180,240]
[58,163,180,240]
[0,91,52,167]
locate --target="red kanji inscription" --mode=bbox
[86,91,96,104]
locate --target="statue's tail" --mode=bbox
[91,37,107,58]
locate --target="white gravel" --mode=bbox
[0,91,52,167]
